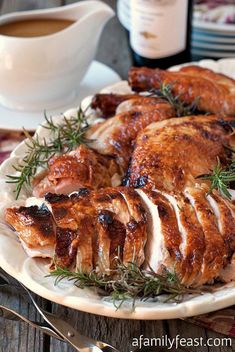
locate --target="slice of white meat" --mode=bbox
[136,189,182,276]
[91,188,130,272]
[45,191,95,273]
[119,188,147,266]
[5,203,56,259]
[185,187,227,286]
[161,191,205,287]
[207,192,235,255]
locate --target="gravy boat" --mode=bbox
[0,1,114,111]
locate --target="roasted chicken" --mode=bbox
[34,97,174,197]
[129,66,235,116]
[5,66,235,289]
[33,144,122,198]
[6,187,147,273]
[87,97,175,168]
[127,115,235,192]
[5,204,55,258]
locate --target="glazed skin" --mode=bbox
[127,115,235,192]
[87,97,175,168]
[5,67,235,287]
[33,144,122,198]
[129,65,235,116]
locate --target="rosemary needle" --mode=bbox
[6,108,90,199]
[198,157,235,200]
[48,260,200,310]
[149,82,200,117]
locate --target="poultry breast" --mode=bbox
[6,187,147,274]
[33,96,175,197]
[4,66,235,290]
[127,115,235,192]
[129,66,235,116]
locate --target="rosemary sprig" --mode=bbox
[198,157,235,200]
[6,108,90,199]
[48,260,199,310]
[149,82,200,117]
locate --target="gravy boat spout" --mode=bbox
[0,1,115,111]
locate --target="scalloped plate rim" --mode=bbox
[0,59,235,319]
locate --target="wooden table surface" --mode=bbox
[0,1,235,352]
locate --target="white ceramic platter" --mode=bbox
[0,60,120,131]
[0,59,235,319]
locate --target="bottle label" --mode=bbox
[130,0,188,59]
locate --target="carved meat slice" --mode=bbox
[163,192,205,286]
[33,145,121,198]
[207,191,235,256]
[136,189,182,276]
[45,190,95,272]
[5,204,55,258]
[90,188,129,272]
[219,254,235,283]
[185,187,227,285]
[129,66,235,115]
[119,188,147,266]
[136,188,207,286]
[46,187,147,273]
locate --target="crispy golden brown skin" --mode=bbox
[46,190,95,272]
[33,145,122,198]
[5,67,235,288]
[5,205,55,249]
[87,99,175,168]
[185,187,227,286]
[127,115,235,192]
[129,66,235,116]
[45,187,147,272]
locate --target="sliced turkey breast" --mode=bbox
[91,188,130,272]
[207,191,235,256]
[136,189,182,276]
[45,190,95,272]
[119,187,147,266]
[163,192,205,286]
[185,187,227,286]
[219,253,235,283]
[5,204,55,258]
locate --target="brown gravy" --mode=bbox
[0,18,75,37]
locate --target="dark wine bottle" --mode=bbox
[130,0,193,69]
